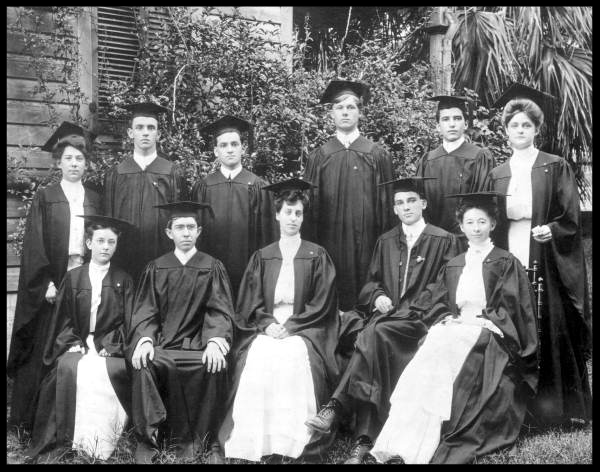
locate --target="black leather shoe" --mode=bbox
[386,455,405,464]
[134,441,157,464]
[206,441,226,464]
[343,439,373,464]
[305,401,339,433]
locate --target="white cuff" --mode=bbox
[208,337,230,355]
[136,337,153,351]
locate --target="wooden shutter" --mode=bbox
[96,6,140,119]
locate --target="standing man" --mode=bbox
[127,201,234,463]
[306,177,459,464]
[304,80,395,311]
[417,95,495,251]
[103,101,186,283]
[192,115,275,298]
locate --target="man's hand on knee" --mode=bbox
[202,342,227,373]
[132,340,154,370]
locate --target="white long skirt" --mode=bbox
[371,322,482,464]
[508,218,532,268]
[71,335,128,460]
[222,334,317,462]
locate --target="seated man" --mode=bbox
[127,201,234,463]
[306,177,460,464]
[25,215,136,463]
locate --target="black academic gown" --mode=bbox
[303,136,395,311]
[484,152,592,424]
[191,168,276,298]
[413,247,539,464]
[335,223,459,438]
[417,141,495,250]
[225,240,339,462]
[103,154,186,283]
[25,263,135,459]
[127,251,234,448]
[7,183,101,430]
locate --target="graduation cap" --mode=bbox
[444,191,507,206]
[122,101,169,120]
[379,176,436,196]
[41,121,97,153]
[426,95,472,119]
[491,83,556,118]
[320,79,371,105]
[76,214,135,234]
[263,177,316,197]
[154,201,214,219]
[201,115,252,138]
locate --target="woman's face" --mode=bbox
[276,200,304,237]
[57,145,87,182]
[506,111,538,150]
[459,207,496,243]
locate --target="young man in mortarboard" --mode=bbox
[103,102,186,283]
[7,122,102,432]
[417,95,495,252]
[303,80,395,311]
[305,177,460,464]
[191,115,276,299]
[126,201,234,464]
[25,215,136,463]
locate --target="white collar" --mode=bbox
[174,246,197,265]
[510,145,538,166]
[89,260,110,274]
[466,238,494,257]
[133,151,157,168]
[336,128,360,148]
[279,232,301,244]
[60,179,84,194]
[402,217,426,239]
[220,165,243,180]
[443,136,465,154]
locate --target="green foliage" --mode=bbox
[103,7,440,194]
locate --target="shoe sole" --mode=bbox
[304,420,331,434]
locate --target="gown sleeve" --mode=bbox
[199,259,234,347]
[98,274,136,357]
[234,250,277,333]
[483,256,539,394]
[468,147,496,192]
[127,262,161,357]
[354,237,387,317]
[283,248,338,335]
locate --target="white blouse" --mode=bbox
[88,260,110,333]
[273,233,301,324]
[452,238,503,337]
[60,179,86,257]
[506,146,538,221]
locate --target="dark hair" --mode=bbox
[128,113,160,129]
[274,190,310,213]
[85,223,121,242]
[52,136,90,163]
[435,103,467,123]
[166,214,201,229]
[501,98,544,129]
[212,130,244,148]
[332,93,363,109]
[455,200,499,225]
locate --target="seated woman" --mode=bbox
[218,178,340,463]
[370,192,539,464]
[25,215,136,463]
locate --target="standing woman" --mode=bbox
[218,178,340,463]
[485,84,592,425]
[7,122,102,431]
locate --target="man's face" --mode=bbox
[86,227,118,265]
[128,116,160,153]
[437,107,466,142]
[330,95,361,133]
[214,131,244,170]
[393,190,427,226]
[166,216,201,252]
